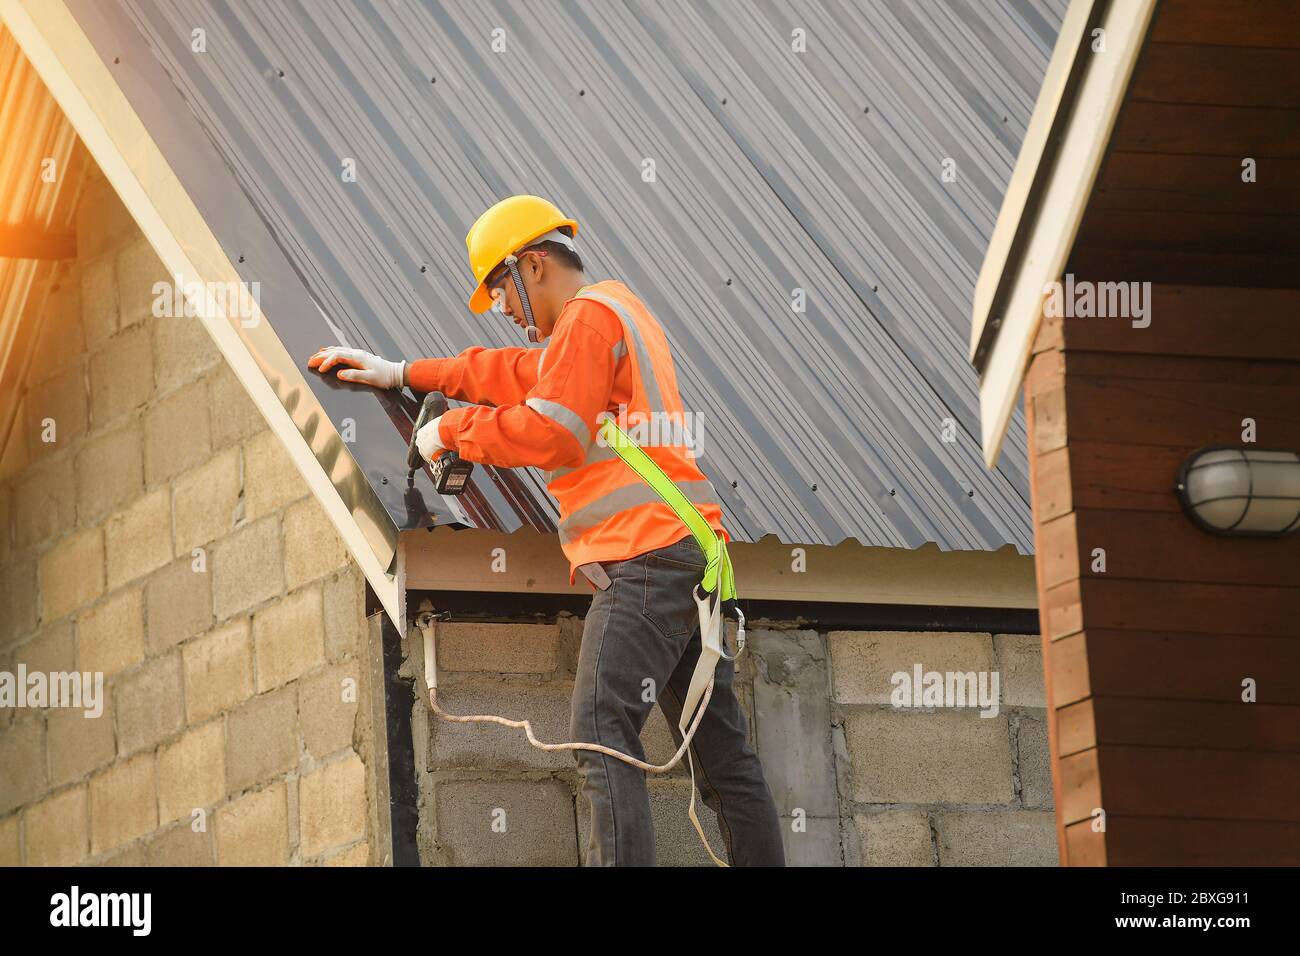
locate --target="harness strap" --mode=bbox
[596,417,736,601]
[598,416,742,867]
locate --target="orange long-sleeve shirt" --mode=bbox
[407,296,632,471]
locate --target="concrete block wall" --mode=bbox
[411,613,1058,866]
[0,163,379,866]
[408,618,728,866]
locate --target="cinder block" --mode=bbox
[158,720,225,826]
[77,587,144,678]
[208,364,265,449]
[145,822,213,866]
[322,842,369,866]
[24,786,88,866]
[143,380,211,485]
[829,630,995,705]
[0,812,19,866]
[182,618,253,724]
[173,445,242,553]
[935,810,1059,866]
[115,238,168,329]
[299,752,367,857]
[854,811,934,867]
[1017,713,1054,809]
[212,517,283,620]
[48,698,116,786]
[0,556,38,647]
[14,457,77,550]
[252,584,325,693]
[23,358,88,462]
[843,710,1014,805]
[435,622,561,674]
[225,685,298,793]
[104,487,173,589]
[283,497,350,590]
[76,175,137,263]
[0,719,48,815]
[95,844,147,866]
[28,276,85,386]
[89,324,153,426]
[994,633,1046,708]
[750,628,836,816]
[242,428,306,520]
[144,558,212,653]
[152,314,221,394]
[75,420,144,521]
[322,569,364,662]
[80,253,119,348]
[428,678,574,771]
[299,662,360,758]
[115,652,184,756]
[435,778,577,866]
[40,527,105,621]
[216,781,289,866]
[89,752,158,856]
[13,620,76,680]
[11,623,76,723]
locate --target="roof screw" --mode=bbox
[889,488,896,496]
[431,77,437,84]
[381,476,388,485]
[238,255,245,263]
[725,278,732,286]
[278,69,285,77]
[113,56,121,65]
[578,89,585,96]
[862,105,869,114]
[872,285,879,293]
[730,480,738,489]
[420,265,427,273]
[721,97,727,105]
[811,483,818,492]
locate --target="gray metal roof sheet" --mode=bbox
[74,0,1061,553]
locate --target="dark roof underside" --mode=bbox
[74,0,1062,553]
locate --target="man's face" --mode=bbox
[488,252,553,339]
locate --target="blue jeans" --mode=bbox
[570,535,785,866]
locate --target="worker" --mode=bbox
[309,195,784,867]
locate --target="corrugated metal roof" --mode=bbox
[78,0,1061,553]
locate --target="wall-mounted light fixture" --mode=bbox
[1176,446,1300,536]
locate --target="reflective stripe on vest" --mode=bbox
[576,289,666,413]
[558,478,719,544]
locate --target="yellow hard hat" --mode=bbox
[465,195,579,313]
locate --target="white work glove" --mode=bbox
[415,415,446,461]
[308,346,405,389]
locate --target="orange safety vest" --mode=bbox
[546,280,728,575]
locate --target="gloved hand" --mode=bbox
[308,346,405,389]
[415,415,446,461]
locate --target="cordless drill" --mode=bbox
[407,392,473,495]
